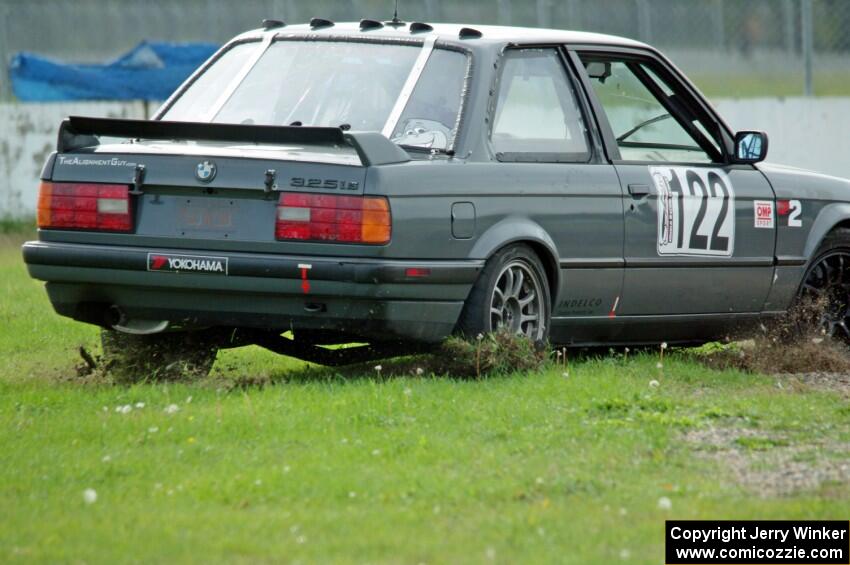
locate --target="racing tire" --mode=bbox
[457,244,551,344]
[794,227,850,342]
[100,329,219,381]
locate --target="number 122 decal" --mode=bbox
[651,166,735,257]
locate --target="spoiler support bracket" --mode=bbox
[264,169,277,194]
[130,164,146,195]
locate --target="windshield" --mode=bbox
[161,40,467,151]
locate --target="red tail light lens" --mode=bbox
[276,192,391,244]
[37,182,133,232]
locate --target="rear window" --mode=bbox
[163,42,261,122]
[160,40,467,151]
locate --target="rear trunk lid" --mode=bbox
[42,117,408,255]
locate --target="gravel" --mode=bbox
[684,425,850,498]
[774,372,850,398]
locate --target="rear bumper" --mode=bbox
[22,241,483,342]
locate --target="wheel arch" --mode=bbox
[803,203,850,260]
[469,217,560,302]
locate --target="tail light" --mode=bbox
[37,182,133,232]
[276,193,391,244]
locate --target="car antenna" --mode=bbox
[389,0,403,26]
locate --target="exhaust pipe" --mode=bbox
[107,305,169,335]
[107,305,128,327]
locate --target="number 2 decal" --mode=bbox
[651,166,736,257]
[787,199,802,227]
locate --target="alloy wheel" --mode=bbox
[489,260,545,340]
[800,250,850,340]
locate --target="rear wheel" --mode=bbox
[458,244,551,342]
[797,228,850,342]
[100,329,219,381]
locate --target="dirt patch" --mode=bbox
[430,331,548,377]
[71,331,550,386]
[692,296,850,375]
[696,336,850,375]
[776,372,850,398]
[323,331,549,381]
[684,426,850,497]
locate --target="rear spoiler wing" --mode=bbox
[57,116,410,167]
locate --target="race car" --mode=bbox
[22,19,850,373]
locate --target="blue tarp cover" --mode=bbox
[9,41,219,101]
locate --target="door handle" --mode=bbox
[628,184,651,197]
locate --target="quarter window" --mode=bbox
[491,49,590,161]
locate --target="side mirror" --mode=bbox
[734,131,769,164]
[585,61,612,83]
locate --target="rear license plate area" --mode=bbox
[177,198,237,237]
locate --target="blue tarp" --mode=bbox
[9,41,219,101]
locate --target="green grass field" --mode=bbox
[1,229,848,564]
[694,71,850,99]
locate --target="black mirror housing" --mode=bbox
[585,61,612,82]
[733,131,769,164]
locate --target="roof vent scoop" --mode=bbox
[409,22,433,33]
[262,19,285,29]
[360,18,384,31]
[458,27,483,39]
[309,17,335,29]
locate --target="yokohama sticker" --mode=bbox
[651,166,735,257]
[147,253,228,275]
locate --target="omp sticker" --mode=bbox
[753,200,774,229]
[778,199,803,227]
[650,166,735,257]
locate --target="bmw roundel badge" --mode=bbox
[195,160,217,183]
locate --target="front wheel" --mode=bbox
[796,228,850,341]
[457,244,551,343]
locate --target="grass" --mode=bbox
[0,217,35,235]
[1,231,849,564]
[693,70,850,99]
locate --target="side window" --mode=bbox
[491,49,590,161]
[390,49,468,151]
[579,57,721,163]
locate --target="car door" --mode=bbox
[486,47,625,341]
[572,49,776,316]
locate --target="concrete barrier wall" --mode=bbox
[1,97,848,218]
[715,98,850,181]
[0,102,148,217]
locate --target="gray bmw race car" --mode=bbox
[22,19,850,371]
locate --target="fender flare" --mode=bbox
[803,202,850,260]
[468,217,561,301]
